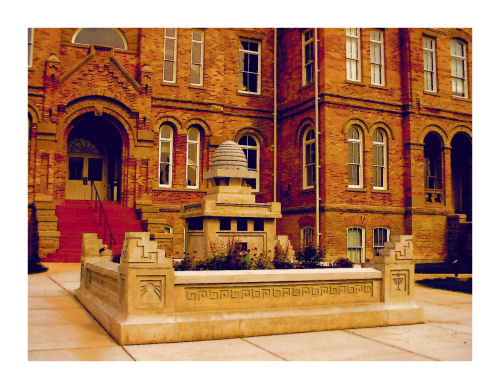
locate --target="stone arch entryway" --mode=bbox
[451,132,472,220]
[65,113,124,201]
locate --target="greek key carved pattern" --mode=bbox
[185,281,374,302]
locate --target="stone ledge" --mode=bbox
[174,268,382,285]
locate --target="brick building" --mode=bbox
[28,28,472,264]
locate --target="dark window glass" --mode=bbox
[187,217,204,231]
[88,158,103,181]
[68,157,83,180]
[253,219,264,231]
[237,218,248,232]
[220,217,231,231]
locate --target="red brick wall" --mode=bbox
[28,28,472,261]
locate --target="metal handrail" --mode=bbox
[90,181,116,249]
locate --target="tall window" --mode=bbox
[373,129,387,189]
[373,227,390,256]
[239,40,261,94]
[301,227,314,249]
[73,28,127,49]
[191,29,204,86]
[346,28,361,82]
[302,29,314,86]
[238,135,260,191]
[186,127,200,188]
[424,133,442,191]
[451,39,467,98]
[159,123,174,187]
[28,28,34,67]
[423,36,437,92]
[303,128,316,189]
[370,29,384,86]
[163,28,177,83]
[347,227,365,263]
[348,125,363,187]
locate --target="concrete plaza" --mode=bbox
[28,263,472,361]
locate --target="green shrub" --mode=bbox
[329,257,354,268]
[295,245,324,269]
[273,242,295,269]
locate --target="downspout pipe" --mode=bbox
[273,28,277,203]
[314,28,320,247]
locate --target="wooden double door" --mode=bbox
[66,138,108,200]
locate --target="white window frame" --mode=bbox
[300,226,315,249]
[238,39,261,94]
[423,36,437,92]
[238,134,260,192]
[348,125,363,188]
[159,123,174,188]
[347,227,365,264]
[163,28,177,83]
[191,29,204,86]
[370,29,385,86]
[451,39,468,98]
[28,28,34,67]
[346,28,361,82]
[373,129,387,190]
[302,29,314,86]
[303,128,316,189]
[186,127,200,189]
[373,227,390,256]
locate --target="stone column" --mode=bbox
[364,235,416,304]
[118,232,174,317]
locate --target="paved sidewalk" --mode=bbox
[28,263,472,361]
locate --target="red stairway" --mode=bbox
[43,200,143,263]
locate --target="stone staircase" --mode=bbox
[43,200,143,262]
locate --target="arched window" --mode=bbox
[347,227,365,263]
[373,227,390,256]
[373,128,387,189]
[186,127,200,188]
[348,125,363,188]
[451,39,467,98]
[424,133,443,203]
[238,134,260,191]
[68,138,102,155]
[73,28,127,50]
[300,227,314,249]
[159,123,174,187]
[303,128,316,189]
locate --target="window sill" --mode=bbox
[299,82,314,92]
[189,85,206,90]
[369,84,388,90]
[423,90,440,97]
[28,67,35,72]
[237,91,262,97]
[301,187,316,194]
[346,187,367,193]
[372,188,391,194]
[451,95,471,103]
[161,82,179,87]
[345,80,365,87]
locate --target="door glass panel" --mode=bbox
[88,158,103,181]
[68,157,84,180]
